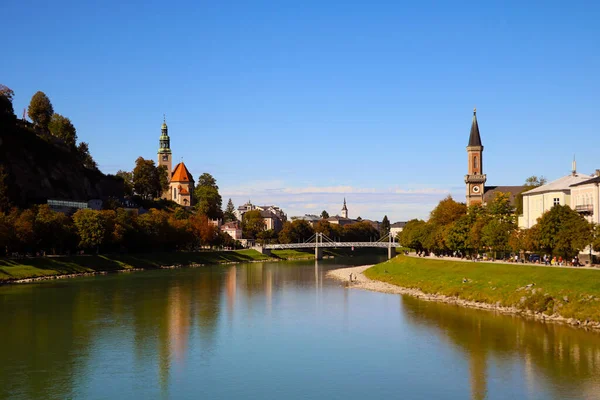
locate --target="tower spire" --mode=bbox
[468,107,482,147]
[572,155,577,175]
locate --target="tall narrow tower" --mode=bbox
[158,116,172,178]
[464,108,486,206]
[341,198,348,218]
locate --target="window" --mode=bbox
[173,187,177,199]
[553,198,560,206]
[473,156,478,170]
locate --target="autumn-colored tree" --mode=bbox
[13,209,36,252]
[314,220,333,238]
[28,91,54,130]
[429,196,467,226]
[35,205,75,254]
[48,113,77,146]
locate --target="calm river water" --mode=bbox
[1,255,600,400]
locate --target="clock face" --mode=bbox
[472,186,480,193]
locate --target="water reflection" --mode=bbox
[401,296,600,399]
[1,257,600,400]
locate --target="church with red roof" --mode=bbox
[157,118,195,206]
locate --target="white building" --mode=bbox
[390,222,407,238]
[518,162,592,229]
[570,172,600,225]
[221,222,242,240]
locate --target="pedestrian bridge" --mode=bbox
[254,233,400,260]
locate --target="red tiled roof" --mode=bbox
[171,162,193,183]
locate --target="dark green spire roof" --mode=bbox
[468,108,482,147]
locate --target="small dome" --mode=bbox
[161,122,168,129]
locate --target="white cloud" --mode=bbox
[220,181,463,221]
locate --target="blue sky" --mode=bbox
[2,1,599,221]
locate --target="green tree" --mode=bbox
[76,142,98,170]
[242,209,265,239]
[535,205,592,258]
[0,84,15,122]
[223,198,237,222]
[398,219,427,252]
[592,224,600,253]
[320,210,329,219]
[28,91,54,130]
[194,173,223,219]
[48,113,77,146]
[482,219,513,259]
[380,215,390,237]
[133,157,163,200]
[278,220,314,244]
[73,209,107,253]
[116,170,134,196]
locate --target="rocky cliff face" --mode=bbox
[0,121,123,206]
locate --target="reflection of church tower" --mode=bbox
[158,116,172,178]
[464,108,486,206]
[341,198,348,218]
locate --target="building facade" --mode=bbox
[570,173,600,225]
[157,118,195,206]
[518,162,592,229]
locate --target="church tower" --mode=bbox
[341,198,348,218]
[158,116,172,178]
[464,108,486,206]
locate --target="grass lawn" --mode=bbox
[271,249,315,259]
[365,255,600,322]
[0,250,271,282]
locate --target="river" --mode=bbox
[1,255,600,400]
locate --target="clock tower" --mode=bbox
[158,116,172,179]
[464,108,486,206]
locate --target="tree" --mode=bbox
[48,113,77,146]
[157,165,169,195]
[535,205,592,258]
[73,209,108,253]
[398,219,427,252]
[592,224,600,253]
[314,220,333,238]
[242,209,265,239]
[278,220,314,244]
[194,173,223,220]
[224,198,237,222]
[380,215,390,237]
[320,210,329,219]
[133,157,163,200]
[0,84,15,122]
[0,166,12,212]
[35,205,75,254]
[429,196,467,226]
[77,142,98,170]
[28,91,54,130]
[116,170,134,196]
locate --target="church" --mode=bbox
[464,109,525,206]
[157,118,195,207]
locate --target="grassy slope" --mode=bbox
[365,256,600,322]
[0,250,271,282]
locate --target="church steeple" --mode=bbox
[464,108,486,206]
[468,108,483,147]
[341,198,348,218]
[158,115,173,179]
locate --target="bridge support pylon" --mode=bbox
[388,246,396,260]
[315,232,323,260]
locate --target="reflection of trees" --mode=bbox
[401,296,600,399]
[0,284,101,399]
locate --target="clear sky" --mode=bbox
[2,1,599,221]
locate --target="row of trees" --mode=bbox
[399,194,600,259]
[242,214,381,244]
[0,205,238,256]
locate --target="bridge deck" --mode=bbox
[264,242,401,250]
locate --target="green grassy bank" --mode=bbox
[365,256,600,322]
[0,250,271,282]
[270,247,388,260]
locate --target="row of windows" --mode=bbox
[575,194,594,206]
